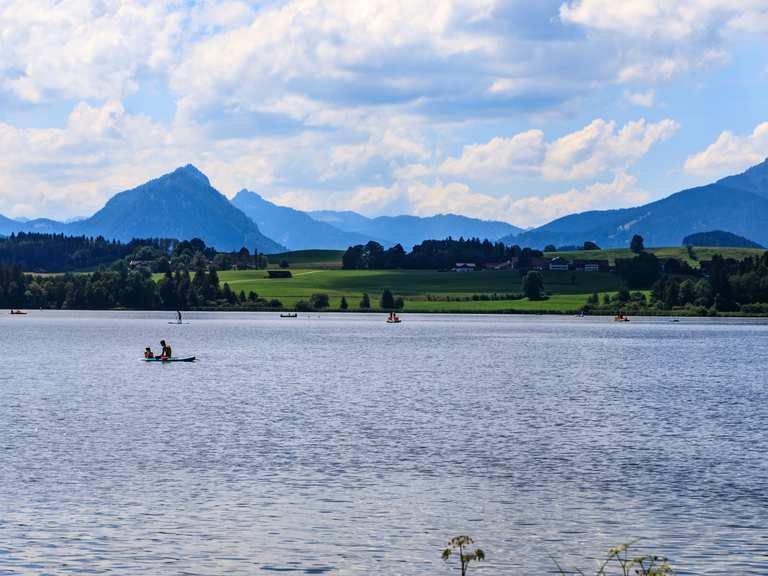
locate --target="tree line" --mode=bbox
[0,233,272,274]
[342,238,544,270]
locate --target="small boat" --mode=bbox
[167,321,189,325]
[280,313,298,318]
[9,310,27,315]
[143,356,196,363]
[386,313,402,323]
[614,314,630,322]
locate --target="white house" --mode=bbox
[452,263,476,273]
[548,257,570,271]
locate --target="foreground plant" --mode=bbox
[554,542,673,575]
[441,535,485,576]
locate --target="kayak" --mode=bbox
[167,321,190,324]
[143,356,196,363]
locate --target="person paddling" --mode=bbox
[176,310,182,324]
[160,340,172,360]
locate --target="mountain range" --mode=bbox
[504,159,768,249]
[308,210,523,250]
[231,190,377,250]
[0,166,524,251]
[4,159,768,252]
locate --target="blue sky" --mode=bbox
[0,0,767,227]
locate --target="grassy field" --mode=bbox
[213,268,623,312]
[267,250,344,269]
[546,246,764,267]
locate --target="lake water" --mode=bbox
[1,311,767,575]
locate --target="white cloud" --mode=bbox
[0,1,185,102]
[559,1,761,88]
[504,171,649,225]
[326,129,431,179]
[0,100,286,218]
[171,0,499,117]
[545,118,678,179]
[439,130,545,179]
[624,90,655,107]
[684,122,768,177]
[398,172,648,226]
[437,118,678,181]
[559,1,768,40]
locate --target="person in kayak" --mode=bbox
[160,340,172,359]
[176,310,182,323]
[144,347,155,359]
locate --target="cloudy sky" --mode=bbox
[1,0,767,226]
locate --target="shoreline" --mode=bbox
[13,306,768,318]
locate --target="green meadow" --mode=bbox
[150,246,765,313]
[214,267,623,312]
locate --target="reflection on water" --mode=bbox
[1,311,767,574]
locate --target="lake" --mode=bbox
[1,311,766,574]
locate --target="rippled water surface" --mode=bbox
[1,311,767,575]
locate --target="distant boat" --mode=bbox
[9,310,26,315]
[143,356,196,363]
[280,313,298,318]
[386,312,402,323]
[614,314,630,322]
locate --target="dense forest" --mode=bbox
[0,233,268,273]
[0,233,167,272]
[0,263,281,311]
[342,238,543,269]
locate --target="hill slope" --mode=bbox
[683,230,764,249]
[309,210,523,249]
[70,165,284,252]
[0,214,21,236]
[507,159,768,249]
[231,190,375,250]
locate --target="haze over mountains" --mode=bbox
[4,160,768,251]
[309,211,523,250]
[231,190,376,250]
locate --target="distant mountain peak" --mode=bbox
[68,165,283,252]
[234,188,263,201]
[170,164,210,186]
[231,189,376,250]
